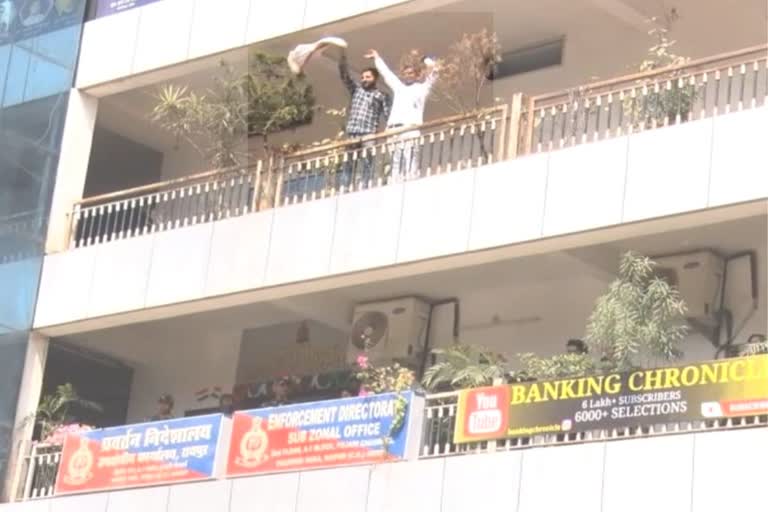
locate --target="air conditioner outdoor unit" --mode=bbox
[654,251,725,327]
[347,297,430,367]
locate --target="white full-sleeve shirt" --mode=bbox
[374,56,438,128]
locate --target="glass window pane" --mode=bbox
[23,53,70,101]
[0,331,28,497]
[2,46,30,107]
[0,44,9,103]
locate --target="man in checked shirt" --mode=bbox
[337,49,391,189]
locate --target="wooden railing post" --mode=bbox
[521,96,536,155]
[273,156,284,208]
[21,444,37,501]
[505,93,524,160]
[251,160,263,212]
[65,205,77,250]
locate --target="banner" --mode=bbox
[55,414,230,495]
[454,355,768,443]
[226,392,423,476]
[94,0,161,18]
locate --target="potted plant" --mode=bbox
[625,20,698,128]
[518,251,689,380]
[421,343,509,392]
[404,29,503,162]
[353,355,416,446]
[25,384,102,446]
[151,53,316,210]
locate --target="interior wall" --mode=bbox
[454,275,610,364]
[96,247,768,425]
[124,326,242,422]
[85,127,163,197]
[235,320,348,385]
[101,0,767,184]
[62,217,767,425]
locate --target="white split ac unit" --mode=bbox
[347,297,430,367]
[654,250,725,327]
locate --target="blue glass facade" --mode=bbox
[0,0,88,493]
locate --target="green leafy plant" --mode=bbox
[516,353,597,380]
[585,251,689,372]
[26,384,102,441]
[422,344,509,391]
[151,65,250,170]
[245,53,316,151]
[151,54,315,209]
[151,54,315,168]
[511,252,688,380]
[624,20,698,128]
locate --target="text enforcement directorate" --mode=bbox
[511,357,767,405]
[267,399,396,430]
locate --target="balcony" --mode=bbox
[7,382,768,508]
[33,43,768,332]
[8,202,767,509]
[65,45,767,251]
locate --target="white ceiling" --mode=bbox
[59,213,767,364]
[95,0,767,156]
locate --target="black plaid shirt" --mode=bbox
[339,57,390,136]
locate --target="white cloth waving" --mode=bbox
[287,37,348,74]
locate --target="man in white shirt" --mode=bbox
[365,49,438,183]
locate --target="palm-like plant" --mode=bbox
[422,344,509,391]
[27,384,102,441]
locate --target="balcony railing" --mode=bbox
[66,45,767,249]
[419,391,768,458]
[12,391,767,502]
[68,105,511,248]
[12,443,60,501]
[520,44,767,153]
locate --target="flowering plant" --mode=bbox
[354,355,415,446]
[355,355,415,395]
[42,424,94,446]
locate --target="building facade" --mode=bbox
[0,0,766,509]
[0,0,90,496]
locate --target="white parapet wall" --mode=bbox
[33,107,768,333]
[1,427,766,511]
[75,0,464,93]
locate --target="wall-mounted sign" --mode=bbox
[0,0,86,43]
[226,392,424,477]
[55,414,230,495]
[94,0,161,18]
[454,355,768,443]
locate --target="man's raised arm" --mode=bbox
[365,49,402,91]
[338,52,356,95]
[422,57,439,91]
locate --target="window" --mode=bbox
[490,38,565,80]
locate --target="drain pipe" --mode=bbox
[418,298,460,379]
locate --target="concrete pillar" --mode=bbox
[45,90,99,254]
[2,333,49,503]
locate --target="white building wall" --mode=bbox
[33,107,768,330]
[2,428,765,511]
[75,0,418,90]
[124,326,241,422]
